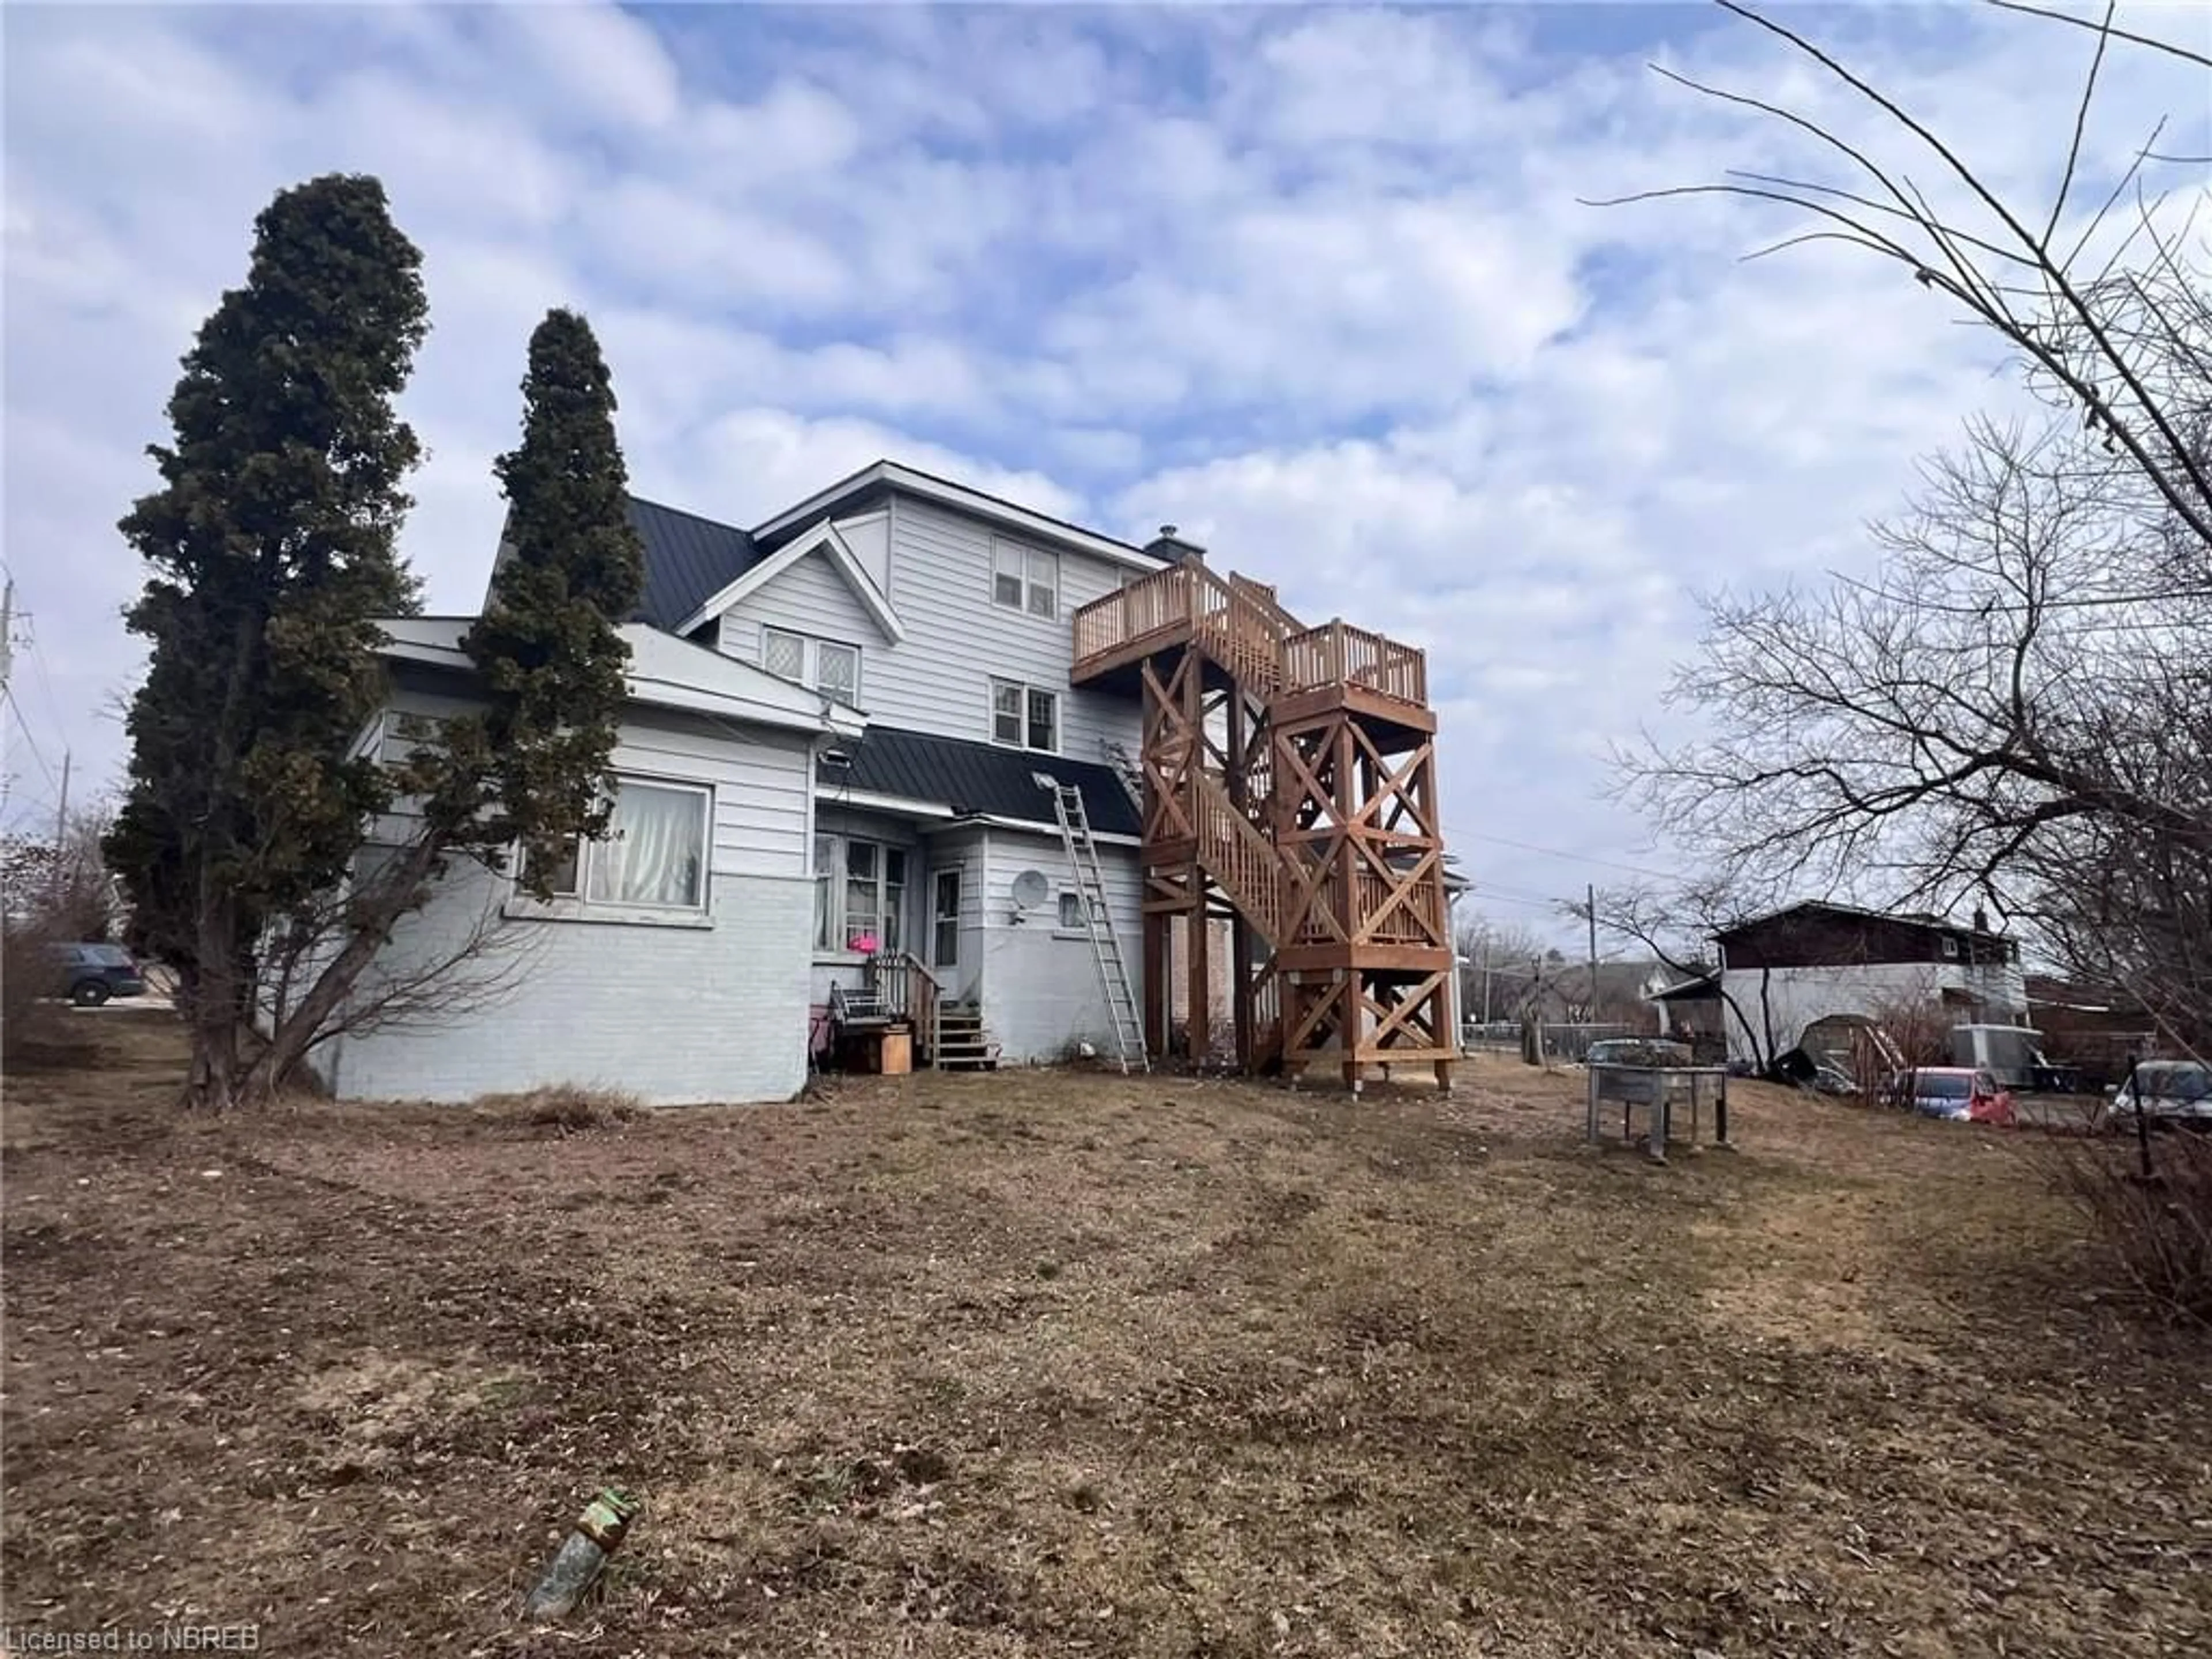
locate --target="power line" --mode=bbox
[22,627,70,753]
[1457,829,1679,884]
[2,684,59,793]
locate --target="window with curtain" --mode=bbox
[517,776,708,915]
[588,780,706,908]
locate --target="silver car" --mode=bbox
[2108,1061,2212,1128]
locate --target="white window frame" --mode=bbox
[991,537,1058,620]
[1941,937,1960,959]
[988,678,1060,753]
[761,627,863,706]
[761,626,806,683]
[517,773,713,919]
[1057,891,1085,932]
[377,709,449,766]
[815,832,908,955]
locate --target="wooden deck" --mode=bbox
[1071,562,1428,709]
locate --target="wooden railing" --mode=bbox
[1191,770,1284,948]
[866,951,942,1059]
[1073,565,1426,709]
[1287,859,1447,948]
[1283,622,1426,705]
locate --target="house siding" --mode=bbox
[1719,960,2029,1067]
[973,825,1143,1063]
[717,529,891,679]
[720,494,1142,764]
[331,694,819,1105]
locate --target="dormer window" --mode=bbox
[762,626,861,706]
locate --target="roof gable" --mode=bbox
[752,459,1168,574]
[675,517,904,642]
[627,496,760,632]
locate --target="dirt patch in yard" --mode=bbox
[3,1019,2208,1656]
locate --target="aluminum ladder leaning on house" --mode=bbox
[1036,774,1150,1075]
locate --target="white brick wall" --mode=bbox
[329,868,814,1105]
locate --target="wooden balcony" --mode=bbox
[1071,561,1427,710]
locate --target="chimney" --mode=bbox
[1972,905,1990,933]
[1143,522,1208,565]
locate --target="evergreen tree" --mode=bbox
[459,309,645,892]
[238,309,643,1094]
[106,174,427,1108]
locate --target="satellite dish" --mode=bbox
[1011,870,1052,910]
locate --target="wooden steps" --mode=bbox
[932,1004,998,1071]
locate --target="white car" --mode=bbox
[2107,1061,2212,1128]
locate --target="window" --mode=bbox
[933,869,962,968]
[762,627,806,681]
[816,641,859,705]
[518,775,708,914]
[814,834,907,952]
[524,835,583,899]
[992,539,1058,619]
[762,628,862,706]
[377,709,448,766]
[1058,891,1085,931]
[990,679,1059,752]
[1941,937,1960,959]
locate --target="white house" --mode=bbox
[325,461,1170,1104]
[1712,900,2029,1069]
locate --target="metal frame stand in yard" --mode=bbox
[1586,1064,1732,1164]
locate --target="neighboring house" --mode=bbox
[1465,956,1671,1029]
[1713,900,2028,1068]
[330,460,1175,1104]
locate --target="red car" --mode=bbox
[1896,1066,2017,1126]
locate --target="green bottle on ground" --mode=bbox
[524,1488,639,1620]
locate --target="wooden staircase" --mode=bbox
[1069,558,1455,1093]
[931,1003,998,1071]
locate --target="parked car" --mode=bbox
[2105,1061,2212,1130]
[1892,1066,2016,1126]
[46,942,148,1007]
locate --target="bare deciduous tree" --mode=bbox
[1599,1,2211,1060]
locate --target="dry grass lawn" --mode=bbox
[3,1010,2209,1656]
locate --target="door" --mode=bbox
[933,868,962,971]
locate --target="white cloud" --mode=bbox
[3,0,2205,927]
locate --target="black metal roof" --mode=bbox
[820,725,1142,837]
[627,496,761,631]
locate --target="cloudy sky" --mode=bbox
[5,2,2205,944]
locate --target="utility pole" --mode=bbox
[1586,882,1599,1022]
[1,577,14,696]
[54,748,71,844]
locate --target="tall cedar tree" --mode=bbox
[459,308,644,891]
[235,309,643,1095]
[106,175,426,1108]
